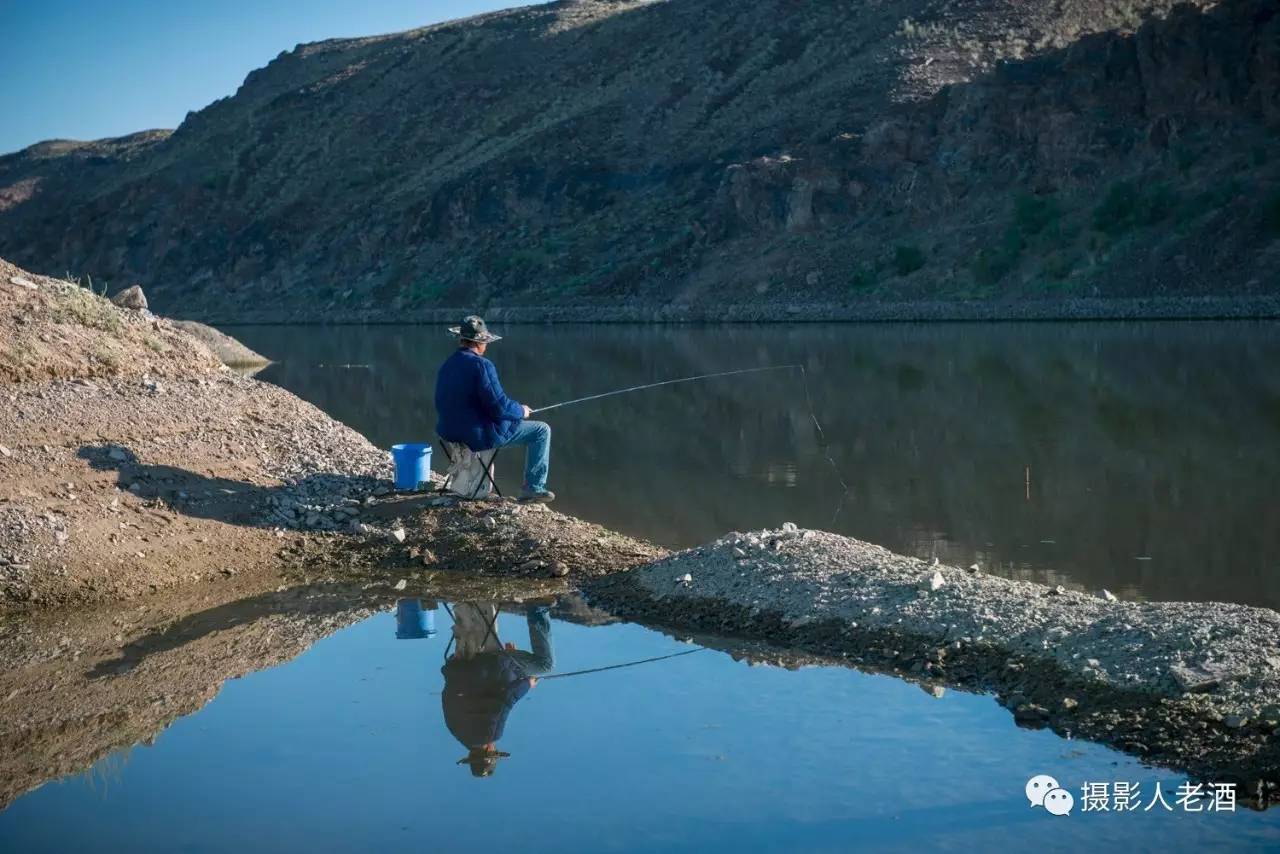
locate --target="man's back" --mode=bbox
[435,348,524,451]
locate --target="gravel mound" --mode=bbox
[627,525,1280,714]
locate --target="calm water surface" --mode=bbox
[3,599,1278,852]
[234,322,1280,608]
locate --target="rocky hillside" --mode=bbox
[0,0,1276,320]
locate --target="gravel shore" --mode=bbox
[587,526,1280,801]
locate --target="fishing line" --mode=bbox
[539,648,705,680]
[531,365,802,413]
[797,364,854,522]
[440,601,705,679]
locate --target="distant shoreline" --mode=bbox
[192,296,1280,326]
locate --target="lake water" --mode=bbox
[234,322,1280,608]
[4,596,1278,852]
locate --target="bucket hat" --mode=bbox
[448,315,502,344]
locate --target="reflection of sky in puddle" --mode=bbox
[2,604,1277,851]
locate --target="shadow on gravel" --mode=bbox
[87,584,385,679]
[77,443,382,530]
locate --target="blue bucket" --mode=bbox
[390,443,432,491]
[395,599,437,640]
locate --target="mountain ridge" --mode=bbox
[0,0,1276,321]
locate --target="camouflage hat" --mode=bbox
[448,315,502,344]
[458,747,510,777]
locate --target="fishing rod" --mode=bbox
[440,602,706,680]
[539,648,705,680]
[531,364,802,413]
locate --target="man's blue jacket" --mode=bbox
[435,348,525,451]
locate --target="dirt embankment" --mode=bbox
[0,260,387,606]
[0,258,664,608]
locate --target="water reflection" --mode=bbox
[233,322,1280,608]
[442,601,555,777]
[4,589,1280,851]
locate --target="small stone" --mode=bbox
[549,562,570,578]
[0,445,11,458]
[967,563,980,573]
[1100,589,1118,602]
[1061,697,1079,711]
[517,559,545,572]
[1013,703,1050,723]
[1086,658,1101,668]
[110,284,148,310]
[107,447,129,462]
[676,573,693,585]
[388,528,406,544]
[393,579,408,591]
[920,570,945,592]
[781,522,798,533]
[1224,714,1248,729]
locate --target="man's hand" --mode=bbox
[522,404,533,418]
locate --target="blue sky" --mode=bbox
[0,1,523,154]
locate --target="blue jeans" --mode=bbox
[500,420,551,492]
[506,606,555,677]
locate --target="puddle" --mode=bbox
[2,594,1277,851]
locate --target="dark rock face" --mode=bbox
[0,0,1275,321]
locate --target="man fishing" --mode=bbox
[435,315,555,503]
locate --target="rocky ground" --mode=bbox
[586,526,1280,803]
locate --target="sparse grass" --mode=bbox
[143,335,167,353]
[1014,193,1060,236]
[892,245,925,276]
[93,347,121,370]
[1041,250,1075,281]
[849,264,875,290]
[1092,180,1179,236]
[971,226,1025,287]
[51,288,122,334]
[1265,190,1280,238]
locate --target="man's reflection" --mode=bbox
[442,602,554,777]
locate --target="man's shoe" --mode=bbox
[518,487,556,503]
